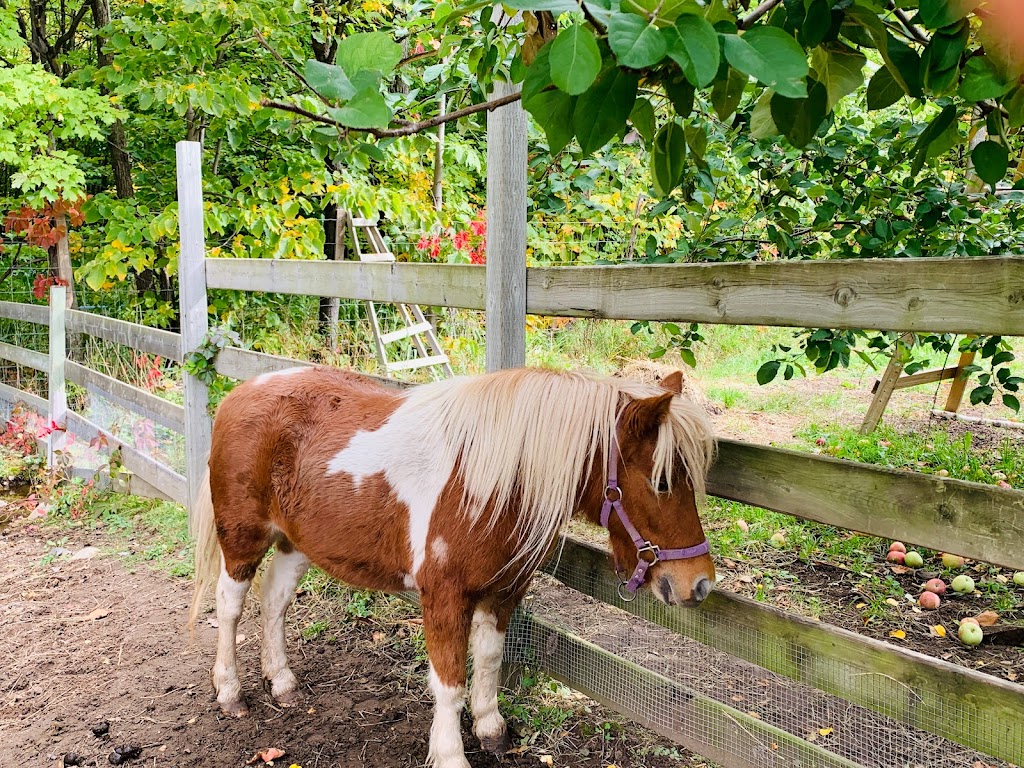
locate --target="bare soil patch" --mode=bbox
[0,519,705,768]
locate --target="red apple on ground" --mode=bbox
[924,578,947,595]
[888,541,906,554]
[918,592,940,610]
[960,616,981,628]
[886,550,906,564]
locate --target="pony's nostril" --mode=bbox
[657,575,674,603]
[693,577,713,603]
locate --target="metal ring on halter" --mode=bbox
[604,485,622,502]
[636,542,660,565]
[617,581,638,602]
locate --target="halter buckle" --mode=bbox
[636,542,661,565]
[604,485,622,503]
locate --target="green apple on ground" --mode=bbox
[958,621,983,647]
[904,551,924,568]
[1013,572,1024,587]
[941,553,966,568]
[951,575,976,594]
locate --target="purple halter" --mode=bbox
[600,424,710,602]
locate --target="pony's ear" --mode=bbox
[622,392,674,438]
[659,370,684,395]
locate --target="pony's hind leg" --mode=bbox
[259,544,309,706]
[212,557,254,717]
[469,609,509,754]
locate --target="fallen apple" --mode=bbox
[941,553,966,569]
[886,550,906,564]
[918,591,940,610]
[1014,572,1024,587]
[959,616,981,628]
[924,578,947,595]
[904,551,924,568]
[957,621,983,647]
[951,575,975,594]
[769,532,787,548]
[888,541,907,554]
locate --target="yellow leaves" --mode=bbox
[930,624,947,638]
[818,727,833,736]
[889,629,906,640]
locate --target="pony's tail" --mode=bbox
[188,469,219,631]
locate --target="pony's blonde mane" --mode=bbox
[403,368,716,577]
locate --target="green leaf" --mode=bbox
[572,68,639,155]
[866,65,903,110]
[652,120,687,197]
[550,24,602,95]
[525,89,576,154]
[1006,87,1024,128]
[607,13,668,69]
[711,66,746,121]
[685,122,707,158]
[503,0,579,12]
[630,97,656,144]
[910,104,957,175]
[663,75,695,117]
[959,56,1012,102]
[522,43,554,104]
[756,360,780,385]
[921,22,967,93]
[336,31,402,77]
[971,140,1009,188]
[810,43,866,110]
[723,27,808,99]
[917,0,968,29]
[799,0,832,48]
[1003,393,1021,413]
[663,14,720,87]
[138,90,155,111]
[749,90,778,139]
[303,60,357,102]
[328,88,392,130]
[771,79,828,148]
[623,0,703,23]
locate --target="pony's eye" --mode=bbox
[656,478,670,494]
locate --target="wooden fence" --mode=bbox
[0,141,1021,767]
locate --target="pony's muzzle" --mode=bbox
[654,568,715,607]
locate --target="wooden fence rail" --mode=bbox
[546,536,1024,764]
[205,255,1024,335]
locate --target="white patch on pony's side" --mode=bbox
[253,366,308,387]
[325,394,452,577]
[430,537,449,566]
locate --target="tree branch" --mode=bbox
[738,0,783,29]
[889,2,929,45]
[52,1,90,53]
[253,28,332,108]
[261,91,523,138]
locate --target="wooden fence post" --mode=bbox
[485,33,527,372]
[47,285,67,471]
[176,141,213,527]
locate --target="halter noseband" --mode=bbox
[600,424,710,602]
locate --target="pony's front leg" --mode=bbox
[423,592,474,768]
[470,609,509,754]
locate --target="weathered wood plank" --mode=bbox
[0,381,47,413]
[712,439,1024,572]
[0,341,48,372]
[547,536,1024,765]
[48,287,68,468]
[526,257,1024,334]
[65,361,185,432]
[205,257,1024,335]
[0,301,48,325]
[64,411,187,505]
[212,346,406,391]
[510,611,863,768]
[860,332,911,434]
[66,310,182,362]
[205,258,487,309]
[176,140,213,521]
[891,365,960,391]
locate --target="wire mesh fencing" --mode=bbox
[505,566,1022,768]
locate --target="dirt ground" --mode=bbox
[0,519,705,768]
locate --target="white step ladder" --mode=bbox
[344,213,453,379]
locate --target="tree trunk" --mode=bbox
[90,0,133,199]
